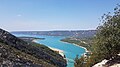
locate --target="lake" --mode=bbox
[12,33,86,67]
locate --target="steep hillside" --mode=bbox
[0,28,67,67]
[0,42,56,67]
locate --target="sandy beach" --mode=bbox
[32,39,38,42]
[49,47,65,57]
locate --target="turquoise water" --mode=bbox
[12,34,85,67]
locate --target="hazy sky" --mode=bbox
[0,0,120,31]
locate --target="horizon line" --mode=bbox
[11,29,96,32]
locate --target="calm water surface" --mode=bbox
[12,34,85,67]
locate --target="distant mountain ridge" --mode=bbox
[12,30,96,38]
[0,28,67,67]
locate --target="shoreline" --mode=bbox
[48,47,65,57]
[33,38,88,58]
[60,41,89,53]
[32,39,38,42]
[33,39,65,58]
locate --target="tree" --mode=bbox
[75,4,120,67]
[74,55,85,67]
[93,4,120,60]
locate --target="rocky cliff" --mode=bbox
[0,28,67,67]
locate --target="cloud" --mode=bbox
[17,14,22,17]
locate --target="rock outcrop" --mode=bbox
[93,56,120,67]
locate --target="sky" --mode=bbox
[0,0,120,31]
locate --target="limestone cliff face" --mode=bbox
[0,28,67,67]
